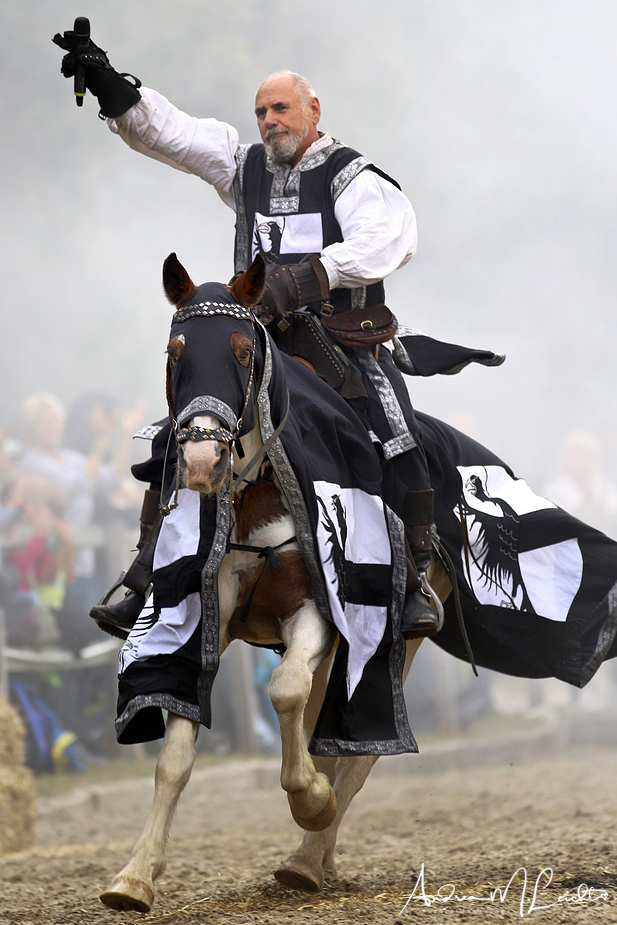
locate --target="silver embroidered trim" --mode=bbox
[310,737,416,757]
[115,693,200,740]
[391,336,416,375]
[233,143,251,273]
[299,133,341,168]
[198,486,231,726]
[396,324,425,337]
[385,506,417,751]
[331,155,370,203]
[299,138,346,173]
[383,432,416,459]
[310,507,417,757]
[256,326,331,622]
[270,195,299,214]
[172,302,252,323]
[356,350,416,459]
[267,137,347,215]
[265,134,342,175]
[177,397,238,432]
[133,422,165,441]
[269,162,298,214]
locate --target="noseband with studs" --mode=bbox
[162,299,261,514]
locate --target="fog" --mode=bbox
[2,0,617,492]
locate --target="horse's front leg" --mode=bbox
[100,714,199,913]
[270,602,337,832]
[275,638,424,892]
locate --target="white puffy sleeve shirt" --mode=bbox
[109,88,418,289]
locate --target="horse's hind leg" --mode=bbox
[275,753,378,891]
[100,714,199,913]
[270,602,337,833]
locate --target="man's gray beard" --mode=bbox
[264,125,309,163]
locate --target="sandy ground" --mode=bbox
[1,747,617,925]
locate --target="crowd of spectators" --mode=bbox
[0,391,144,656]
[0,390,146,771]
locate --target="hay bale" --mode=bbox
[0,765,36,854]
[0,697,36,854]
[0,695,27,767]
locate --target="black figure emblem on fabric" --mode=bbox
[317,494,349,608]
[459,472,533,611]
[454,464,585,621]
[254,218,284,262]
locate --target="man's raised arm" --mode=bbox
[53,24,239,208]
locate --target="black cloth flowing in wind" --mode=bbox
[116,308,617,753]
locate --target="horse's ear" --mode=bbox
[228,254,266,309]
[163,253,196,308]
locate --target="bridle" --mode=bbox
[161,297,295,612]
[162,298,288,513]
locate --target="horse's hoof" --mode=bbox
[100,876,154,913]
[289,784,337,832]
[274,856,324,892]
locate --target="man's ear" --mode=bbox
[309,95,321,126]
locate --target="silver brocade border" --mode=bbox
[309,505,417,757]
[385,505,418,752]
[115,693,200,741]
[267,138,347,215]
[391,335,416,375]
[331,155,370,202]
[356,350,416,459]
[177,396,238,431]
[233,144,251,273]
[236,137,353,259]
[198,487,231,727]
[256,327,332,623]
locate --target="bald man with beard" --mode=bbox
[53,30,442,641]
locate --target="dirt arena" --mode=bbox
[1,745,616,925]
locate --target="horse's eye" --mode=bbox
[230,331,253,368]
[167,334,185,367]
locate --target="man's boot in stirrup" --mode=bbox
[400,489,444,639]
[90,489,161,640]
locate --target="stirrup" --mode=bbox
[419,572,445,632]
[96,571,127,607]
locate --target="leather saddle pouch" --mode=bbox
[320,303,398,347]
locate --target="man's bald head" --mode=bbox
[259,71,316,109]
[254,72,321,166]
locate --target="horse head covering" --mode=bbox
[167,280,259,437]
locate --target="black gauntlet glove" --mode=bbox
[52,30,141,118]
[258,255,330,323]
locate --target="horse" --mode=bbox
[100,253,449,913]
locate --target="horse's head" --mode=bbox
[163,253,266,494]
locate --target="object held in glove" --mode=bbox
[73,17,90,106]
[52,22,141,118]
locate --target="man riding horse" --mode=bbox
[53,29,443,641]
